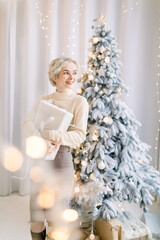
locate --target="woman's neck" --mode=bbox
[56,88,72,93]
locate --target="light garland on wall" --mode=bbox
[154,17,160,170]
[122,0,139,13]
[35,0,55,49]
[65,0,85,57]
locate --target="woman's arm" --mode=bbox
[41,98,89,147]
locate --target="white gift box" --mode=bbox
[117,211,152,240]
[34,99,73,160]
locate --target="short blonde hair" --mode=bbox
[48,57,79,86]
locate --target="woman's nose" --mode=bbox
[69,74,73,79]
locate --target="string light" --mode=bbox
[64,0,85,57]
[154,18,160,170]
[35,0,55,54]
[122,0,139,13]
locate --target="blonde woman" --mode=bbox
[23,57,88,240]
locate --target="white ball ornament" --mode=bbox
[110,73,114,78]
[89,233,95,239]
[117,88,121,93]
[74,159,80,164]
[94,84,99,92]
[105,56,110,63]
[104,186,112,194]
[92,134,98,141]
[93,37,99,44]
[88,74,94,81]
[103,116,113,125]
[90,173,96,181]
[100,46,105,53]
[81,160,88,166]
[98,161,105,170]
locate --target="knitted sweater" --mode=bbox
[22,90,89,147]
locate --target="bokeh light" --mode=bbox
[31,167,44,183]
[1,145,23,172]
[26,136,47,159]
[37,186,55,209]
[51,230,69,240]
[62,209,78,222]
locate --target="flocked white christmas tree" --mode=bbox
[71,16,160,236]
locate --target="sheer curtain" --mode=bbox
[0,0,160,195]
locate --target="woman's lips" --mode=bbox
[66,81,74,85]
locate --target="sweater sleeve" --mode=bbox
[22,95,47,137]
[49,97,89,147]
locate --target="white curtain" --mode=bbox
[0,0,160,195]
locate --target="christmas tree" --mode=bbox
[71,16,160,235]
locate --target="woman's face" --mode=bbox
[54,62,77,92]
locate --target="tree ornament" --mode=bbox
[129,179,134,185]
[100,46,105,53]
[104,186,112,194]
[89,233,95,239]
[88,74,94,80]
[117,88,121,93]
[74,186,80,193]
[94,84,99,92]
[81,160,88,166]
[110,73,114,78]
[92,134,98,141]
[97,68,105,77]
[105,56,110,63]
[103,116,113,125]
[90,173,96,181]
[93,37,99,44]
[98,161,105,170]
[74,158,80,164]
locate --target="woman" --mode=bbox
[23,57,88,240]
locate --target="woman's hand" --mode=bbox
[47,140,57,154]
[41,130,49,139]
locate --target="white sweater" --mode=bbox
[22,90,89,147]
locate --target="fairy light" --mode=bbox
[154,18,160,170]
[64,0,85,57]
[35,0,55,54]
[122,0,139,13]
